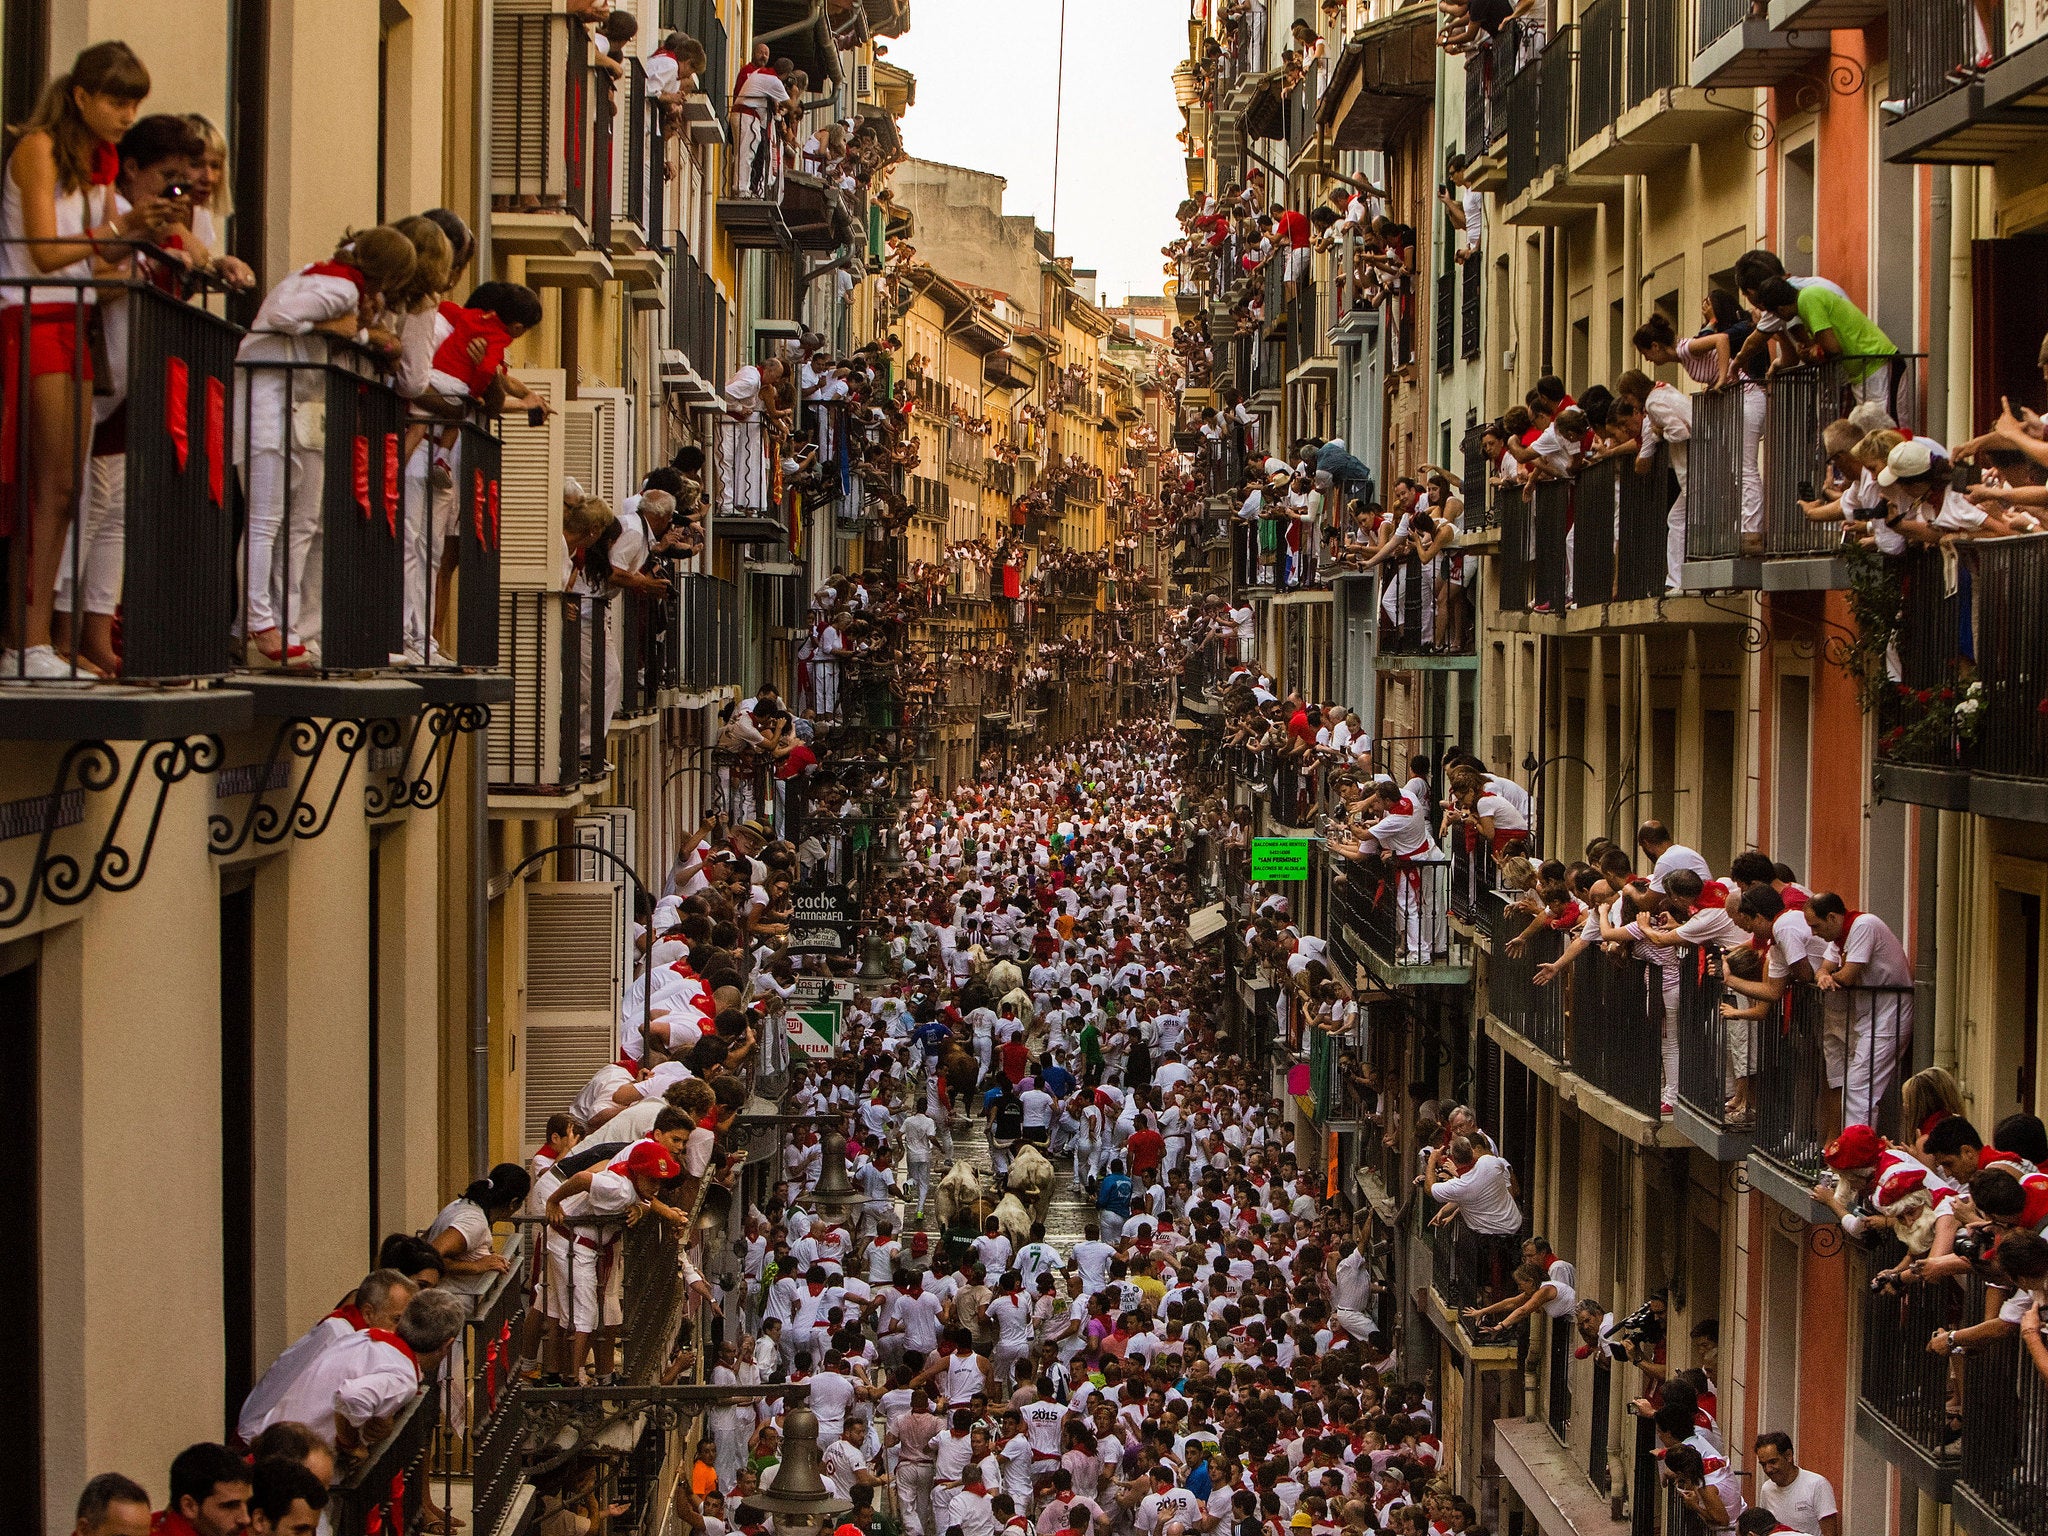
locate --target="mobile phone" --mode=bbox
[1796,480,1816,503]
[160,183,192,201]
[528,404,548,428]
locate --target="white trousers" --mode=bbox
[244,440,324,645]
[1666,459,1689,592]
[1739,383,1767,537]
[54,454,125,617]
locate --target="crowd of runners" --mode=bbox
[675,722,1494,1536]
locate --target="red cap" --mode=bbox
[1824,1124,1882,1171]
[626,1141,682,1182]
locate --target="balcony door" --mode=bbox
[1972,235,2048,429]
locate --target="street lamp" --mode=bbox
[751,1403,853,1535]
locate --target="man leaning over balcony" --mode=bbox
[1424,1133,1522,1304]
[1807,893,1910,1142]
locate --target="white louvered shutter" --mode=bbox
[499,369,567,590]
[490,0,563,204]
[573,807,637,986]
[522,881,624,1150]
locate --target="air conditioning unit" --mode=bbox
[521,881,623,1149]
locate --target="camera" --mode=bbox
[1870,1269,1905,1295]
[1797,480,1817,503]
[1611,1298,1665,1346]
[1953,1225,1996,1265]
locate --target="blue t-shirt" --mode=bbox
[1041,1063,1076,1097]
[913,1021,951,1058]
[1097,1174,1133,1217]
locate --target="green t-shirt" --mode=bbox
[1794,284,1895,379]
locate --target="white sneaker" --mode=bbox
[0,645,78,681]
[427,641,452,666]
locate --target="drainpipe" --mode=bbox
[1935,809,1961,1076]
[469,732,491,1178]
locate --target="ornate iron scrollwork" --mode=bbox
[0,733,224,930]
[394,702,492,813]
[1785,37,1867,111]
[211,715,378,855]
[1701,89,1775,150]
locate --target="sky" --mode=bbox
[884,0,1189,306]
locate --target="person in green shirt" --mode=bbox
[1078,1015,1103,1085]
[1755,274,1897,399]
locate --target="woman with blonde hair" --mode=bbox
[1899,1066,1964,1155]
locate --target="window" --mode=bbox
[1774,670,1812,879]
[1781,139,1816,278]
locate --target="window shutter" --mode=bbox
[522,881,624,1149]
[498,368,567,589]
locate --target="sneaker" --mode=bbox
[1878,97,1908,118]
[0,644,79,681]
[430,460,455,491]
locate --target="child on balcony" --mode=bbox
[0,41,167,678]
[236,226,416,663]
[399,278,547,661]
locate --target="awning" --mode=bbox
[1243,73,1286,141]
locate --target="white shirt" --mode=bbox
[1430,1154,1522,1235]
[256,1326,420,1446]
[236,1311,363,1443]
[1648,843,1713,894]
[1756,1468,1838,1535]
[1839,911,1910,987]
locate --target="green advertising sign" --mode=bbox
[1249,837,1310,880]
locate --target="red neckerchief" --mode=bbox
[326,1302,369,1329]
[89,142,119,185]
[303,260,369,293]
[366,1327,421,1372]
[152,1512,204,1536]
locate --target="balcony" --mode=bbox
[1567,450,1674,612]
[1691,0,1825,87]
[1435,273,1455,374]
[717,107,794,249]
[665,0,730,145]
[1504,32,1622,225]
[1855,1236,1965,1501]
[329,1378,438,1536]
[1881,0,2034,165]
[1449,835,1506,930]
[1494,482,1569,615]
[1461,256,1482,361]
[489,12,614,282]
[608,59,669,296]
[487,590,611,792]
[663,247,728,404]
[1954,1321,2048,1536]
[1671,956,1754,1160]
[1745,978,1911,1215]
[1487,914,1571,1063]
[1379,556,1477,665]
[1769,0,1884,28]
[711,417,787,545]
[1574,0,1731,174]
[1873,539,2048,824]
[1682,358,1925,592]
[1329,851,1471,988]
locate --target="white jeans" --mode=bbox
[1739,383,1766,537]
[244,440,324,646]
[54,454,125,617]
[402,436,457,657]
[1665,454,1689,591]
